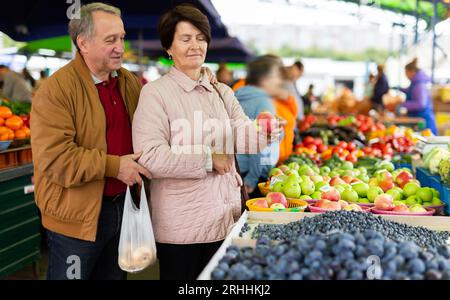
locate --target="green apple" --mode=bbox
[329,170,339,178]
[320,166,331,175]
[352,182,369,198]
[287,162,300,171]
[409,204,427,213]
[357,174,370,183]
[367,186,383,203]
[300,179,315,196]
[272,182,285,193]
[334,185,345,195]
[378,161,395,172]
[368,178,379,187]
[358,198,370,203]
[432,197,442,206]
[299,195,312,200]
[431,188,440,199]
[353,169,361,177]
[341,189,359,203]
[298,165,314,176]
[403,182,420,198]
[311,191,322,200]
[417,187,433,203]
[310,175,324,183]
[341,161,354,170]
[406,195,419,206]
[423,202,433,207]
[315,181,329,191]
[393,200,404,206]
[358,167,368,175]
[386,189,402,201]
[283,181,301,198]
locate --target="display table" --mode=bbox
[0,163,40,278]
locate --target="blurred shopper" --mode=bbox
[132,4,282,280]
[371,64,389,111]
[284,60,304,121]
[216,62,233,86]
[31,3,147,280]
[363,73,376,99]
[388,58,437,134]
[235,56,282,197]
[0,65,32,102]
[302,83,318,114]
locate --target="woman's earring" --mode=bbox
[168,54,172,60]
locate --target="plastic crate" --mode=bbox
[416,167,450,215]
[394,163,412,170]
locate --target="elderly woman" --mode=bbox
[132,4,281,280]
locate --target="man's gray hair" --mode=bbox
[68,2,121,51]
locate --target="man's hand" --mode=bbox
[117,152,151,186]
[212,153,233,175]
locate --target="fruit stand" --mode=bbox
[0,162,40,278]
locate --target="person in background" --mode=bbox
[302,83,318,114]
[31,2,148,280]
[216,62,233,86]
[0,65,32,102]
[33,70,49,94]
[235,56,282,197]
[387,58,437,135]
[284,60,304,121]
[132,4,282,280]
[371,64,389,111]
[22,68,36,90]
[363,73,376,100]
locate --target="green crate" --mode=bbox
[0,216,40,249]
[0,233,41,278]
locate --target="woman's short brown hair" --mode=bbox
[158,4,211,50]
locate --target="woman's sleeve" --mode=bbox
[132,84,209,179]
[402,83,428,112]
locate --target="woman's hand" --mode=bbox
[212,153,233,175]
[202,66,218,85]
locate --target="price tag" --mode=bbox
[270,175,284,188]
[24,185,34,194]
[320,185,333,192]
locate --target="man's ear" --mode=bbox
[77,35,88,54]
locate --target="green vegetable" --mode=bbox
[438,157,450,185]
[425,148,450,174]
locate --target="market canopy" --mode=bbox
[0,0,229,41]
[339,0,449,26]
[131,37,254,63]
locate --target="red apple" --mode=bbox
[350,178,362,184]
[266,192,288,207]
[379,179,395,192]
[374,194,394,211]
[392,203,409,212]
[338,200,349,209]
[254,199,269,208]
[342,176,354,184]
[322,201,341,211]
[315,199,329,208]
[256,111,276,134]
[395,171,413,189]
[330,176,345,186]
[321,187,341,201]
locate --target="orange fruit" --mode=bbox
[0,133,9,141]
[22,126,31,137]
[0,117,4,126]
[0,126,8,135]
[14,129,27,139]
[5,115,23,131]
[0,106,12,119]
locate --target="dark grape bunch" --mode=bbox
[211,230,450,280]
[245,211,449,248]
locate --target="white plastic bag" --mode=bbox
[118,186,156,273]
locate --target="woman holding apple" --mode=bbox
[132,4,282,280]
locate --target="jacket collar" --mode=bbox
[73,51,124,85]
[168,66,213,93]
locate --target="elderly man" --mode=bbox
[31,2,150,280]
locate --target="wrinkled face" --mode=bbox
[167,21,208,72]
[260,65,283,97]
[78,11,125,74]
[405,69,415,81]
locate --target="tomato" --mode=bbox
[372,149,382,157]
[346,142,356,151]
[346,154,357,164]
[362,147,373,154]
[337,141,348,149]
[332,147,343,155]
[306,144,317,152]
[314,138,323,146]
[303,136,315,145]
[317,144,328,153]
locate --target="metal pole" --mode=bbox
[414,0,419,44]
[431,0,438,84]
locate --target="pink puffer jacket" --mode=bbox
[132,67,261,244]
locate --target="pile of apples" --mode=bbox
[313,187,363,212]
[253,192,289,210]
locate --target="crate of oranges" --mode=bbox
[0,106,31,151]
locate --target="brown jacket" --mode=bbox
[31,52,142,241]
